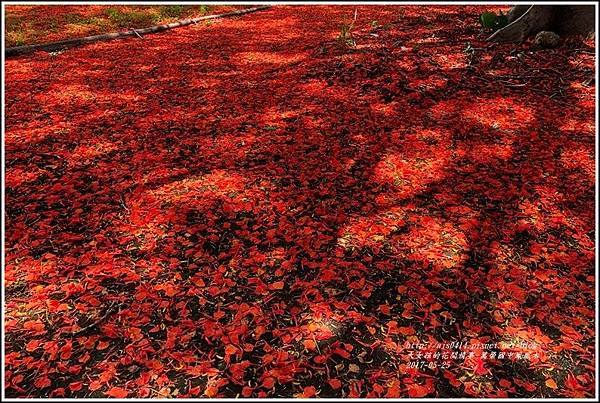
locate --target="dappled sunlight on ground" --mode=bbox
[4,4,595,399]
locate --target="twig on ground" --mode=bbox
[569,49,595,55]
[131,28,144,39]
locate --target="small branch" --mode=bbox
[498,80,528,87]
[131,28,144,40]
[569,49,595,55]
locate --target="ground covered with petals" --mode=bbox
[4,5,596,398]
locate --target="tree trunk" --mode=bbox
[488,5,595,43]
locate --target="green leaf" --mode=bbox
[494,14,509,29]
[479,12,497,29]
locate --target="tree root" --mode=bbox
[487,6,553,43]
[487,5,595,43]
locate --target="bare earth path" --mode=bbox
[5,5,595,398]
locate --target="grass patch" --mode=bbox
[5,31,26,46]
[104,8,159,28]
[5,15,24,31]
[160,5,185,18]
[4,4,242,47]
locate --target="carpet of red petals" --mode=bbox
[4,5,596,398]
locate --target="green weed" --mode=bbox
[337,9,358,47]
